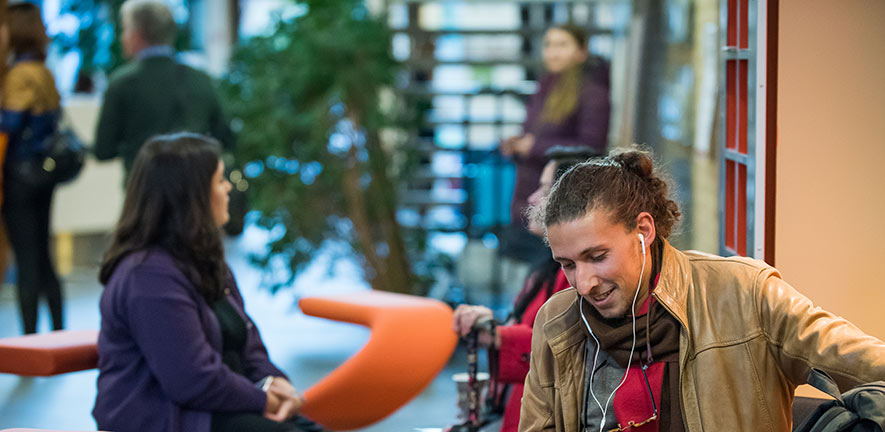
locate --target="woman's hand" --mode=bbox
[264,390,282,420]
[453,304,493,336]
[263,377,305,422]
[499,136,519,156]
[453,304,498,348]
[510,134,535,158]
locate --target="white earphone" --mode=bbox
[579,231,647,432]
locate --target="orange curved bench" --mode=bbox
[298,291,457,430]
[0,330,98,376]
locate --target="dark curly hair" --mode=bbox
[534,146,682,241]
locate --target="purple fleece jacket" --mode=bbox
[509,60,611,225]
[93,249,286,432]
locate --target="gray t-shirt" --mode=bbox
[582,338,625,432]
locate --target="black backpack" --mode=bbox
[794,369,885,432]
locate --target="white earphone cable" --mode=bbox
[580,234,646,432]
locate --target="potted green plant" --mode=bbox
[221,0,421,294]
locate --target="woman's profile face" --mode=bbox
[542,28,587,74]
[210,161,232,227]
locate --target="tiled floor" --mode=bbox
[0,230,467,431]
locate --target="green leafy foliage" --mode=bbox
[221,0,422,293]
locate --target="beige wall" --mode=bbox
[776,0,885,341]
[52,96,125,234]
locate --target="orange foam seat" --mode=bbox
[0,330,99,376]
[298,291,457,430]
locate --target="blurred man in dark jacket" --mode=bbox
[94,0,233,177]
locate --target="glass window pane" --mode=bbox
[490,65,526,88]
[462,35,523,61]
[420,3,520,30]
[431,65,479,92]
[392,33,411,61]
[468,95,497,121]
[501,95,527,123]
[468,125,497,150]
[432,151,464,177]
[388,3,408,29]
[435,125,465,149]
[431,95,466,122]
[589,35,614,58]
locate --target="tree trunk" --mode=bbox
[342,104,414,295]
[365,129,413,294]
[341,146,398,293]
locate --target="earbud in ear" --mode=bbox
[638,233,645,250]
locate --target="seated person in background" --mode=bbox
[520,147,885,431]
[453,146,602,432]
[93,133,323,432]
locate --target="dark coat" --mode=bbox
[94,55,233,174]
[93,249,285,432]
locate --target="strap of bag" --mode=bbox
[807,410,855,432]
[807,368,845,404]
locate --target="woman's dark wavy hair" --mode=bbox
[535,145,681,242]
[99,133,226,304]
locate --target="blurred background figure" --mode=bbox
[0,0,12,323]
[0,2,64,334]
[93,0,233,179]
[499,23,611,265]
[452,146,599,432]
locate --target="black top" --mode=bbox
[212,295,248,375]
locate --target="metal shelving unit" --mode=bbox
[389,1,618,305]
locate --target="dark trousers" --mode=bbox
[2,177,63,334]
[211,413,328,432]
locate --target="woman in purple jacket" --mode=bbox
[93,133,319,432]
[500,23,610,263]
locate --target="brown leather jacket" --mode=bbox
[519,241,885,431]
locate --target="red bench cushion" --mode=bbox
[0,330,98,376]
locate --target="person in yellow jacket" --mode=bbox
[0,3,64,334]
[0,1,12,291]
[519,147,885,432]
